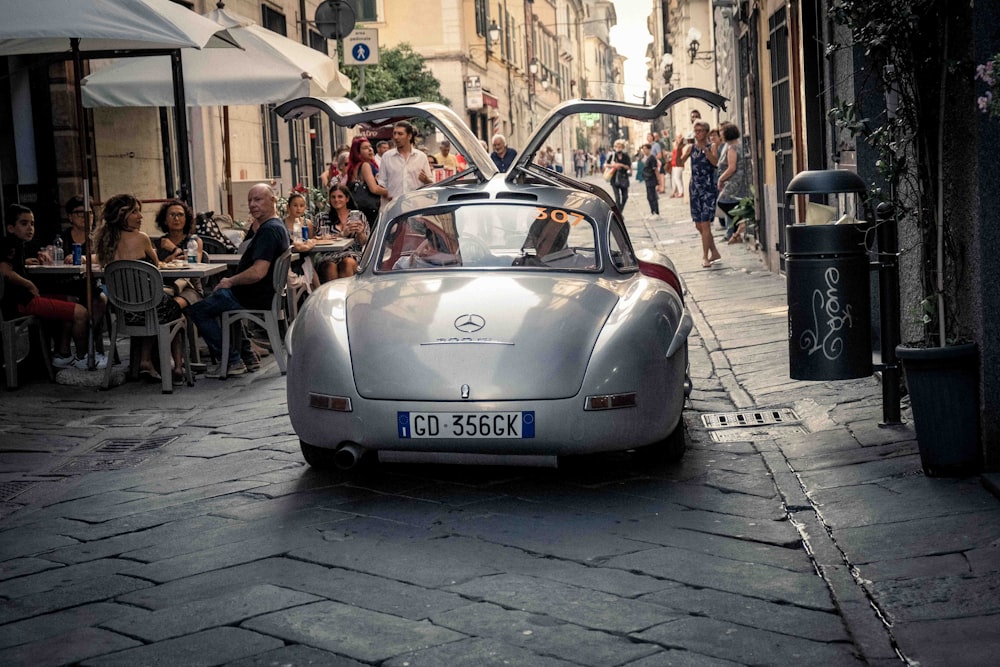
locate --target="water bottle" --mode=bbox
[292,218,302,240]
[52,237,65,264]
[186,236,199,264]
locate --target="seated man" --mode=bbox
[187,183,290,378]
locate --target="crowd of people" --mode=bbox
[2,114,749,385]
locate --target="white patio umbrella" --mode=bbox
[80,3,351,216]
[0,0,238,54]
[0,0,240,369]
[82,5,351,107]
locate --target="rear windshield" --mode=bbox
[375,204,600,272]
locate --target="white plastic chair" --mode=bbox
[218,248,291,379]
[102,260,192,393]
[0,274,54,389]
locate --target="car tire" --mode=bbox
[634,415,687,464]
[299,440,338,469]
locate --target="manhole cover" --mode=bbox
[51,436,178,473]
[709,426,808,442]
[0,480,38,501]
[53,455,151,473]
[701,408,800,429]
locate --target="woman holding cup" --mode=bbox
[313,183,369,284]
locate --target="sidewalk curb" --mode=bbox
[627,191,903,664]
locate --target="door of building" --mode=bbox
[769,6,794,271]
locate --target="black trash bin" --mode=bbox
[785,170,873,380]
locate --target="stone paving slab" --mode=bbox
[891,615,1000,667]
[632,616,861,665]
[446,573,675,634]
[382,636,581,667]
[611,522,812,573]
[0,571,150,625]
[243,600,465,663]
[638,585,851,642]
[100,583,320,641]
[0,602,134,650]
[223,643,366,666]
[0,626,140,667]
[606,545,835,610]
[80,626,284,666]
[430,602,661,666]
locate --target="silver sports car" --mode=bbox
[277,89,726,469]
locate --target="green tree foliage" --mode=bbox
[341,43,449,108]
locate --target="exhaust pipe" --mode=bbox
[333,442,365,470]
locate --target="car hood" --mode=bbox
[347,274,618,401]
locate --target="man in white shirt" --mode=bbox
[377,121,432,201]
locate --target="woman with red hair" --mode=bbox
[344,136,388,225]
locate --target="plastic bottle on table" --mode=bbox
[52,237,65,264]
[186,236,199,264]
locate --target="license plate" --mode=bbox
[397,412,535,439]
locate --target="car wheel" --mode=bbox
[299,440,338,469]
[634,415,687,464]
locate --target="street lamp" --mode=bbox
[687,27,711,64]
[488,19,500,44]
[661,53,674,83]
[528,57,538,75]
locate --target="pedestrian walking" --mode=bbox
[640,143,664,215]
[607,140,632,212]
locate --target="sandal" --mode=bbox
[702,260,712,268]
[139,368,162,382]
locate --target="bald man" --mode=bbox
[187,183,290,378]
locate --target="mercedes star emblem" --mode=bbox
[454,314,486,333]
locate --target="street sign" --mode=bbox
[344,29,379,66]
[314,0,355,41]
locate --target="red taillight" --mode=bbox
[638,259,683,302]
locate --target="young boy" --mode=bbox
[1,204,105,369]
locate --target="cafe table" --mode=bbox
[27,262,228,279]
[27,262,228,369]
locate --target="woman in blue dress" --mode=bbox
[677,120,722,267]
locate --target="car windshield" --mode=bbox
[375,204,600,272]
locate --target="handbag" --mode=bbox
[603,165,615,182]
[349,178,381,214]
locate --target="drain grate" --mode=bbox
[91,436,177,454]
[51,436,178,473]
[701,408,800,429]
[0,480,38,502]
[709,426,808,442]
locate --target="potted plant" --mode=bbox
[830,1,982,476]
[726,189,756,245]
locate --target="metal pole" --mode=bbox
[876,201,903,425]
[169,50,192,205]
[71,39,96,370]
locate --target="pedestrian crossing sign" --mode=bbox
[344,29,379,65]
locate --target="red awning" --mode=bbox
[482,92,499,108]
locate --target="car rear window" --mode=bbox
[376,204,600,272]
